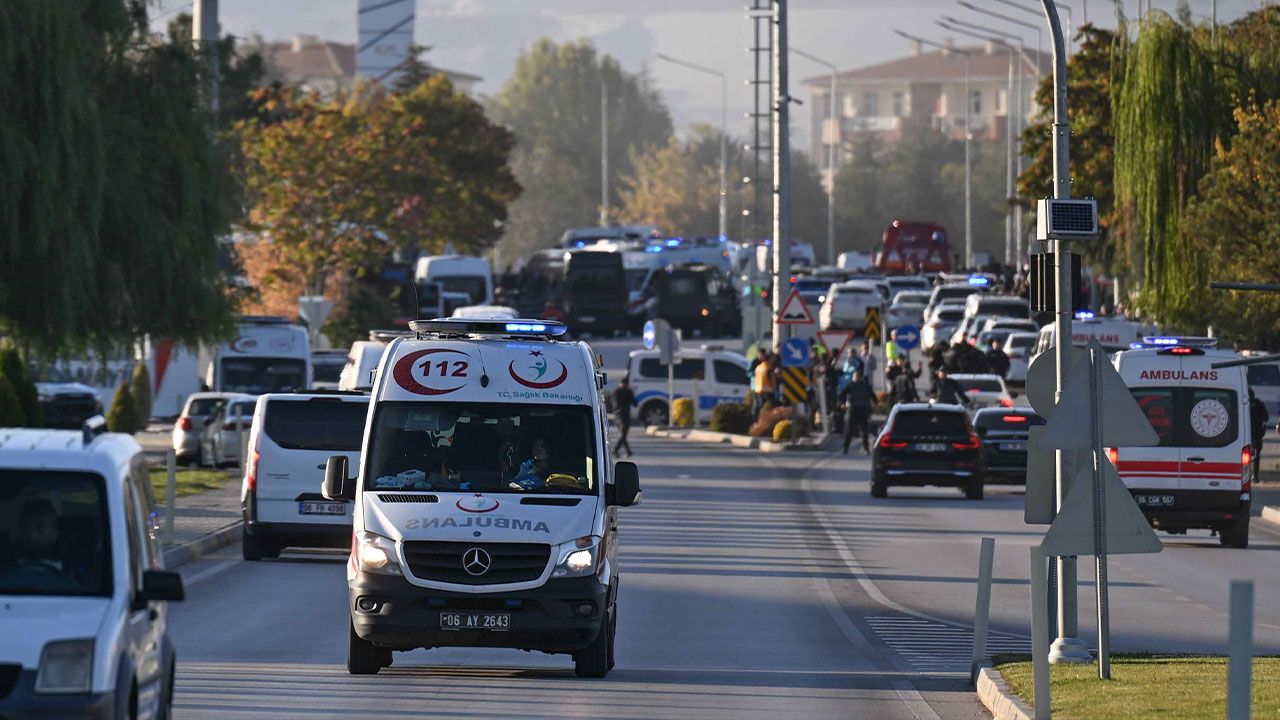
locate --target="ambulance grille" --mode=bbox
[377,493,439,503]
[402,541,550,585]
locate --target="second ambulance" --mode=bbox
[321,319,641,677]
[1112,337,1252,548]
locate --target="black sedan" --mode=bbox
[972,407,1045,483]
[871,402,985,500]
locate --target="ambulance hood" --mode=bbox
[365,492,599,545]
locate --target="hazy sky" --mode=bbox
[156,0,1266,145]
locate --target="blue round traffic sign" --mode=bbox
[895,324,921,350]
[642,320,657,350]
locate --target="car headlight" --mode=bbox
[35,639,93,694]
[552,536,600,578]
[355,532,402,576]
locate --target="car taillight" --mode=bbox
[247,448,260,491]
[178,417,192,431]
[879,435,908,449]
[1106,447,1118,466]
[953,433,981,450]
[999,398,1014,407]
[1242,446,1254,489]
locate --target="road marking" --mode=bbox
[183,559,238,587]
[865,616,1029,674]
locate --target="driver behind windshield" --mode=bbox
[1,498,84,591]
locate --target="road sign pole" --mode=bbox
[1228,580,1254,720]
[770,0,792,352]
[1089,345,1110,679]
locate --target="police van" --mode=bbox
[321,319,641,678]
[1112,337,1252,548]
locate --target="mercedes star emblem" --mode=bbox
[462,547,492,576]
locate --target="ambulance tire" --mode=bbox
[573,609,612,678]
[241,529,265,562]
[348,622,381,675]
[1219,516,1249,549]
[964,477,984,501]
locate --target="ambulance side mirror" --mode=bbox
[610,461,641,507]
[323,455,355,501]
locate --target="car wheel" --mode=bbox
[639,401,669,427]
[870,474,888,499]
[573,609,612,679]
[1219,516,1249,549]
[347,621,381,675]
[964,476,985,500]
[157,660,175,720]
[242,528,265,562]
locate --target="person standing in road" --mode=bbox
[611,376,638,458]
[932,368,969,407]
[752,353,778,417]
[858,342,878,393]
[890,357,921,407]
[1250,389,1268,478]
[985,339,1011,379]
[839,368,874,454]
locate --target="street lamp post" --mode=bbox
[790,47,838,266]
[654,53,729,243]
[894,31,972,270]
[990,0,1073,53]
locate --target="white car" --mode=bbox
[0,421,184,719]
[199,396,258,467]
[950,373,1015,409]
[172,391,251,466]
[982,317,1039,335]
[887,290,931,329]
[1004,331,1039,383]
[241,393,370,560]
[951,314,999,346]
[886,276,931,297]
[819,281,883,331]
[922,302,966,350]
[627,346,751,426]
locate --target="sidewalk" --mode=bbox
[158,479,242,569]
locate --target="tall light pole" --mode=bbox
[771,0,792,351]
[990,0,1073,53]
[895,31,971,269]
[654,54,729,242]
[193,0,220,115]
[938,20,1017,266]
[600,79,610,226]
[790,46,838,266]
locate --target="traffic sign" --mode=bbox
[1041,460,1162,556]
[1024,345,1087,418]
[816,330,853,357]
[776,290,816,325]
[781,338,810,368]
[1037,347,1159,450]
[642,320,657,350]
[864,307,883,345]
[780,366,809,404]
[894,324,921,350]
[1024,426,1088,525]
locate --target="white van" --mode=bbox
[415,255,494,307]
[626,347,751,426]
[202,316,311,394]
[1034,316,1156,355]
[321,318,641,678]
[241,393,370,560]
[1112,338,1252,548]
[0,421,184,718]
[339,332,407,392]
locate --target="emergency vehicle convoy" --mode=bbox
[319,318,641,678]
[1112,337,1253,548]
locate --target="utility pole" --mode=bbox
[600,79,610,226]
[193,0,220,116]
[771,0,792,350]
[790,47,838,266]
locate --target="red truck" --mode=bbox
[876,221,952,274]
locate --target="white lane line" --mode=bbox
[183,559,239,587]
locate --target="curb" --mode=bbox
[162,521,242,570]
[1260,505,1280,528]
[643,426,832,452]
[975,664,1035,720]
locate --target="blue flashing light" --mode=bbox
[644,245,663,253]
[665,238,682,247]
[967,275,990,286]
[1075,310,1096,320]
[1145,336,1180,346]
[717,235,729,243]
[505,322,548,333]
[1129,342,1145,350]
[574,241,586,248]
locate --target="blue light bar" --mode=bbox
[410,318,567,337]
[1075,310,1096,320]
[665,238,681,247]
[968,276,990,286]
[1139,335,1218,348]
[506,322,547,333]
[574,241,586,248]
[1145,336,1180,346]
[644,245,663,253]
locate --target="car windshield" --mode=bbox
[1247,364,1280,387]
[958,378,1004,393]
[221,358,307,394]
[265,399,369,451]
[365,402,597,495]
[0,470,112,597]
[1008,334,1037,350]
[979,301,1031,319]
[312,361,343,384]
[891,411,968,437]
[794,280,829,292]
[568,267,621,294]
[186,398,221,416]
[436,276,488,305]
[936,308,965,322]
[228,400,256,418]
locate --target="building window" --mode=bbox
[860,92,878,117]
[970,90,982,115]
[892,92,905,117]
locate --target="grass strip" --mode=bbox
[148,467,235,500]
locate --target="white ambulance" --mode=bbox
[1112,337,1253,548]
[321,318,641,678]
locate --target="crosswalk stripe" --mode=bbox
[863,615,1030,675]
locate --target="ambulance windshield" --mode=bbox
[364,402,596,494]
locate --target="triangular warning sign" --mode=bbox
[1038,341,1160,450]
[817,330,853,355]
[1041,459,1163,556]
[776,290,816,325]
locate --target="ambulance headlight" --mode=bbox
[35,639,93,694]
[356,532,401,576]
[553,536,600,578]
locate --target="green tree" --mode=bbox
[106,382,139,434]
[0,349,41,427]
[489,39,673,261]
[129,363,152,431]
[617,126,749,236]
[392,44,436,94]
[0,376,23,427]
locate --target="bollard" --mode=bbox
[1030,545,1051,720]
[971,536,996,685]
[1227,580,1254,720]
[164,449,176,547]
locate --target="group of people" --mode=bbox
[925,338,1011,379]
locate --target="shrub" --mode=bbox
[129,363,152,431]
[749,405,792,438]
[672,397,695,427]
[772,419,794,442]
[106,383,139,434]
[0,376,24,426]
[0,349,41,427]
[710,401,752,434]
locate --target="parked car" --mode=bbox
[173,391,251,466]
[819,281,883,331]
[949,373,1015,409]
[973,407,1045,482]
[241,393,370,560]
[871,403,985,499]
[34,381,103,429]
[922,302,966,350]
[199,396,258,467]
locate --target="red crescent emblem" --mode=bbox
[393,349,469,396]
[508,360,568,389]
